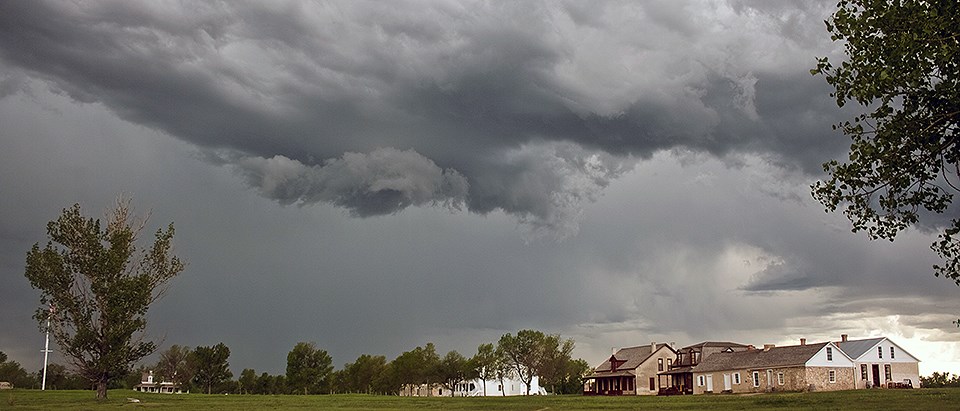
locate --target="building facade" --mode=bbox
[835,335,921,389]
[583,342,677,396]
[689,341,856,394]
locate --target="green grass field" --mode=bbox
[4,388,960,411]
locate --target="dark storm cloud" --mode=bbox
[0,0,845,234]
[230,148,469,217]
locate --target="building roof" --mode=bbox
[835,337,885,359]
[692,342,830,373]
[680,341,751,350]
[592,343,674,373]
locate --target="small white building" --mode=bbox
[835,335,921,389]
[452,376,547,396]
[133,370,185,394]
[402,375,546,397]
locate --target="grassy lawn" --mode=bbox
[4,388,960,410]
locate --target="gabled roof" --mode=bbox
[680,341,751,350]
[692,342,833,373]
[593,344,674,373]
[836,337,920,362]
[835,337,885,360]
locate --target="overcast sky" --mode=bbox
[1,0,958,378]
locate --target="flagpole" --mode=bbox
[41,305,53,390]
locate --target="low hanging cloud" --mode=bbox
[226,143,626,237]
[232,148,469,217]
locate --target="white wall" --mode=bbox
[806,343,854,368]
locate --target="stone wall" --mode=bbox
[805,366,855,391]
[693,366,855,394]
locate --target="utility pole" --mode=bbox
[41,305,53,390]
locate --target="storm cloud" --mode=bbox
[0,0,847,234]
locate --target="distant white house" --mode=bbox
[452,375,547,396]
[401,375,546,397]
[133,370,185,394]
[835,334,921,389]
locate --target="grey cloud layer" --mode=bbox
[0,0,847,232]
[232,149,469,217]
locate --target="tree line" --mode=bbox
[142,329,588,396]
[0,329,590,396]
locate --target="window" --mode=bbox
[878,346,883,359]
[668,358,673,368]
[752,371,760,387]
[826,347,833,361]
[658,358,664,371]
[698,375,705,386]
[733,373,741,384]
[885,364,892,381]
[649,377,655,391]
[891,347,895,359]
[498,384,502,392]
[828,370,836,383]
[861,364,868,380]
[777,372,784,385]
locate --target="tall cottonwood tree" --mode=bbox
[286,342,333,395]
[812,0,960,281]
[497,330,546,395]
[24,199,184,399]
[191,342,232,394]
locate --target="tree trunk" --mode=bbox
[96,380,108,400]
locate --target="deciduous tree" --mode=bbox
[285,342,333,395]
[537,334,575,394]
[0,351,36,389]
[812,0,960,281]
[191,342,232,394]
[436,350,474,397]
[24,199,185,399]
[239,368,257,394]
[497,330,546,395]
[155,344,193,390]
[471,343,499,396]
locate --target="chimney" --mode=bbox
[670,341,676,349]
[763,344,775,352]
[800,338,806,346]
[841,334,848,343]
[651,342,657,352]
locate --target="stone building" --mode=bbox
[689,340,855,394]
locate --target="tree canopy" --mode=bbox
[812,0,960,281]
[286,342,333,395]
[24,199,185,399]
[155,344,194,390]
[192,342,232,394]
